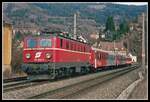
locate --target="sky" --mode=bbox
[113,2,148,6]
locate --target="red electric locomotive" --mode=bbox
[22,32,91,80]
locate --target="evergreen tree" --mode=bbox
[105,16,115,32]
[119,19,129,34]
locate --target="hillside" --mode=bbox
[3,3,147,30]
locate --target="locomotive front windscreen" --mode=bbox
[27,38,37,48]
[39,39,52,47]
[27,38,52,48]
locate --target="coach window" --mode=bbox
[86,47,88,52]
[82,46,84,52]
[103,54,104,59]
[84,46,86,52]
[74,43,75,51]
[60,39,63,48]
[66,41,69,49]
[86,47,87,52]
[72,42,73,50]
[79,45,80,51]
[74,43,77,51]
[87,47,89,52]
[76,44,78,51]
[62,40,66,49]
[70,42,72,50]
[74,44,75,51]
[71,42,73,50]
[79,45,81,51]
[68,42,70,50]
[100,53,101,59]
[100,53,102,59]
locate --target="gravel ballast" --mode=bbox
[3,68,127,99]
[63,67,141,99]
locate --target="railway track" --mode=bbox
[3,76,27,83]
[28,65,139,99]
[3,79,49,92]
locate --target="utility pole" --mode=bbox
[142,13,145,72]
[126,33,130,56]
[74,13,77,40]
[114,40,115,52]
[113,32,116,53]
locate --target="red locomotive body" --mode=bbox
[23,35,91,63]
[22,33,91,79]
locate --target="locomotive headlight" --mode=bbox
[26,53,31,59]
[45,53,51,59]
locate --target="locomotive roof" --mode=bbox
[31,32,90,45]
